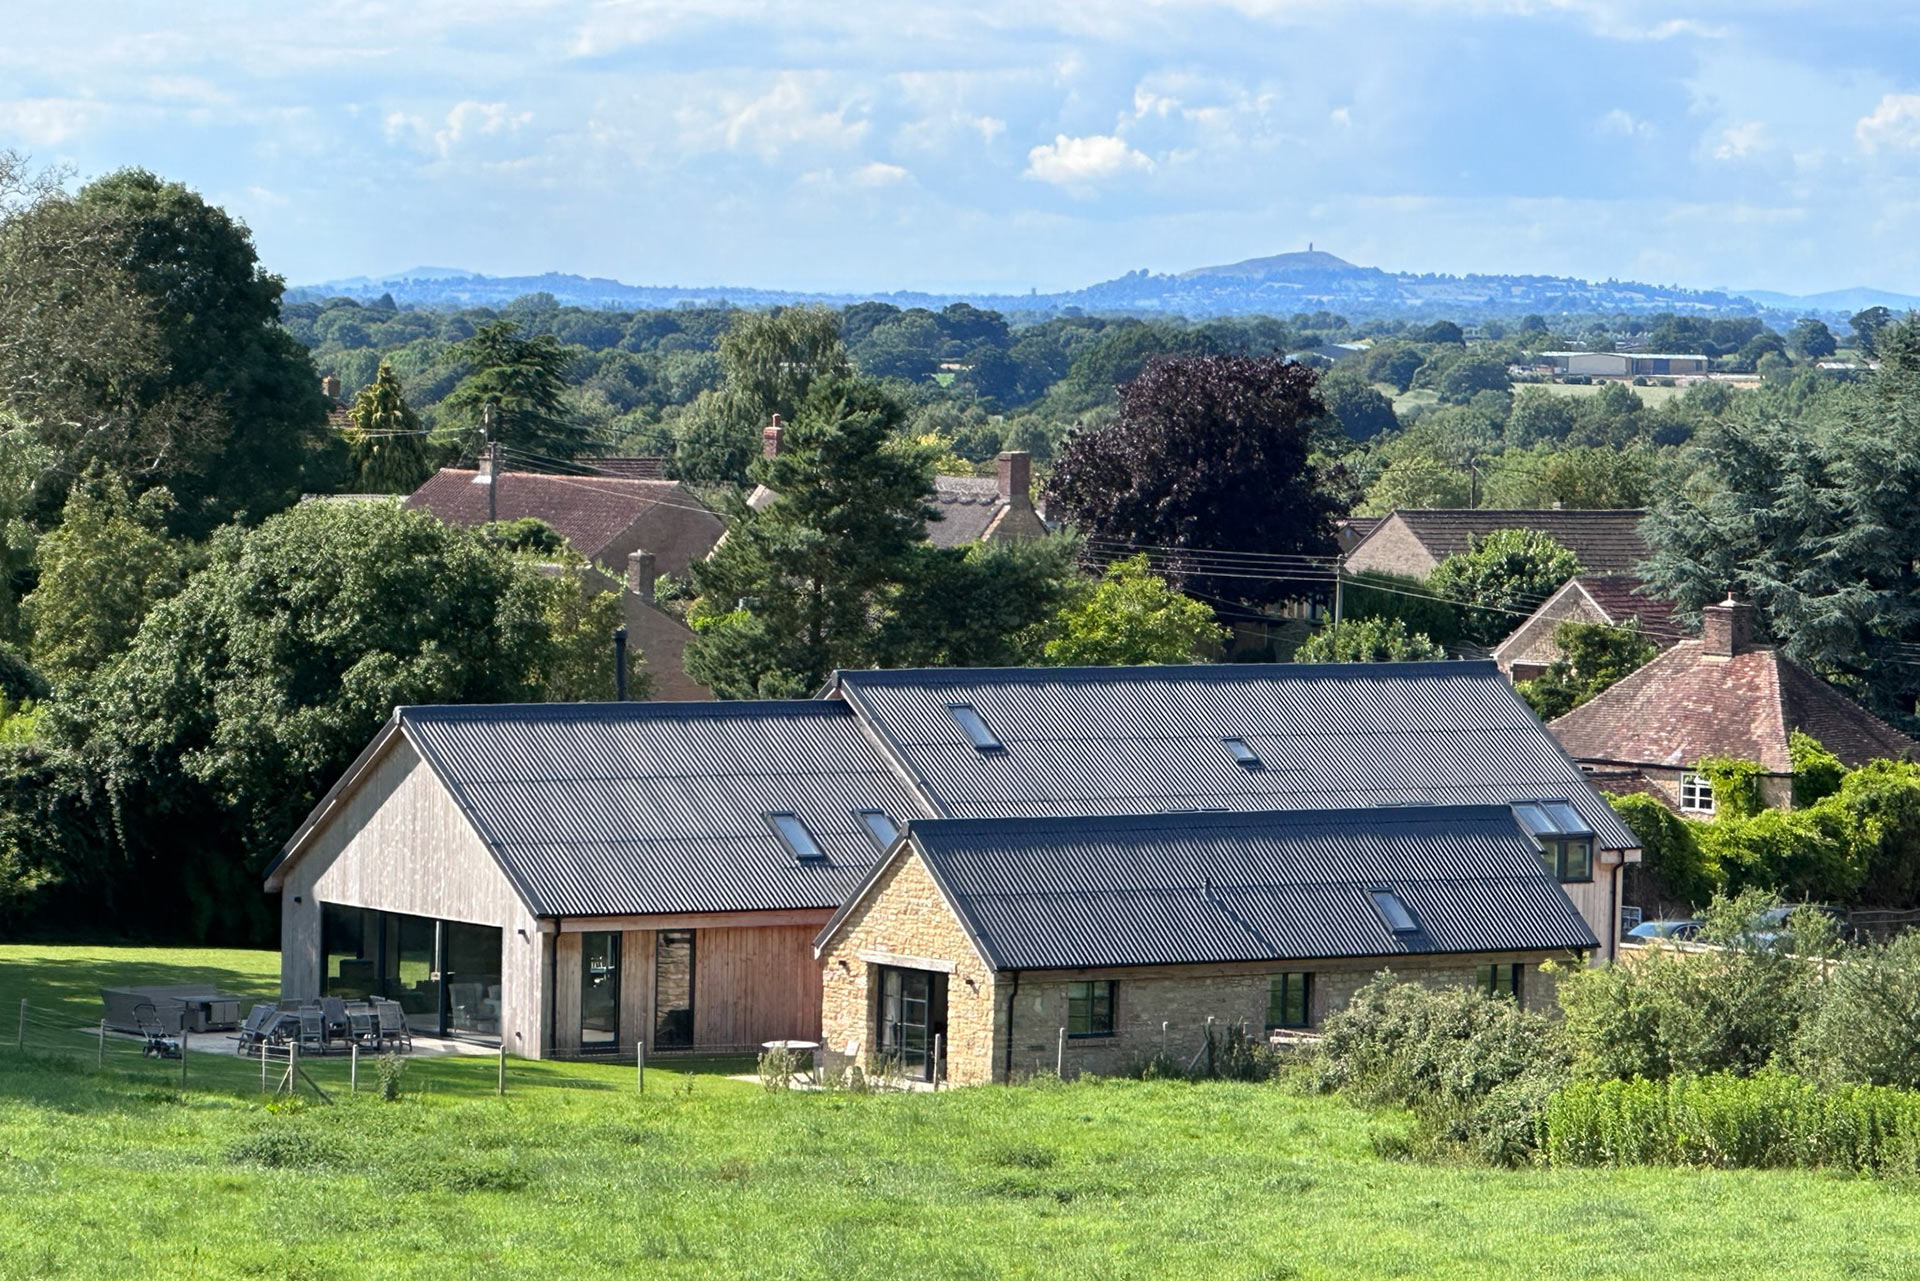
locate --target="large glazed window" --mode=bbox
[654,931,695,1050]
[580,931,620,1051]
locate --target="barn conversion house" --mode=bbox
[266,662,1639,1069]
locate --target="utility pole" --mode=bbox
[1331,560,1344,644]
[1463,449,1482,508]
[481,403,500,523]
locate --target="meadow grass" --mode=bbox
[5,945,1920,1279]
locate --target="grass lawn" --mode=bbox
[5,947,1920,1279]
[1529,380,1691,408]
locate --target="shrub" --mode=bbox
[757,1045,799,1091]
[1790,731,1846,808]
[376,1052,408,1102]
[1557,890,1813,1081]
[1794,931,1920,1089]
[1610,793,1712,908]
[226,1126,347,1170]
[1544,1070,1920,1173]
[1696,756,1766,820]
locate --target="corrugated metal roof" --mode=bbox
[399,701,931,916]
[830,661,1638,850]
[900,805,1599,970]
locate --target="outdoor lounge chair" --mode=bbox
[372,999,412,1052]
[296,1006,327,1055]
[132,1002,181,1059]
[346,1004,377,1046]
[233,1004,275,1056]
[321,997,350,1044]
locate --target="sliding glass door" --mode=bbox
[878,967,947,1082]
[318,903,501,1043]
[580,931,620,1051]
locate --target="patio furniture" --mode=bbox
[762,1040,821,1086]
[372,999,412,1052]
[132,1003,181,1059]
[99,986,243,1034]
[346,1003,377,1046]
[321,997,351,1044]
[233,1004,276,1056]
[296,1006,327,1055]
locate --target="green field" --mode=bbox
[5,946,1920,1279]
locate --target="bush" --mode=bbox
[1611,793,1712,909]
[1791,731,1846,808]
[1794,931,1920,1088]
[1544,1070,1920,1172]
[376,1052,408,1102]
[1557,890,1813,1081]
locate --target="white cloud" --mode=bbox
[0,97,106,145]
[1597,108,1651,138]
[385,101,532,159]
[1713,121,1767,160]
[851,161,909,187]
[1025,133,1153,188]
[1857,93,1920,153]
[676,74,868,160]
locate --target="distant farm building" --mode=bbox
[1539,352,1710,378]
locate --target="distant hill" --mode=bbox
[1736,286,1920,316]
[290,252,1774,319]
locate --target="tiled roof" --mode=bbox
[583,457,669,480]
[853,806,1598,970]
[404,468,718,569]
[927,475,1009,547]
[1379,509,1649,573]
[395,701,930,917]
[829,661,1638,850]
[1550,642,1919,772]
[1574,575,1682,644]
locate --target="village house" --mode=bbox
[405,458,725,702]
[265,661,1639,1070]
[1549,599,1918,814]
[815,805,1599,1086]
[1341,508,1648,581]
[1493,574,1682,682]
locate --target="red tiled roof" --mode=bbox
[1550,640,1918,772]
[583,457,669,480]
[1572,575,1683,645]
[1387,509,1648,573]
[405,469,719,570]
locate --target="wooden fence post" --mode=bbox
[179,1031,188,1088]
[933,1033,945,1090]
[288,1042,299,1097]
[261,1042,269,1092]
[497,1044,506,1096]
[1056,1027,1065,1078]
[636,1040,645,1094]
[98,1019,106,1069]
[1160,1021,1169,1062]
[350,1042,359,1096]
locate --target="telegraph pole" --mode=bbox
[481,404,500,523]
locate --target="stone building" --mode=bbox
[814,806,1599,1086]
[1492,574,1681,682]
[1342,508,1649,580]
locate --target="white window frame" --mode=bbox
[1678,772,1716,814]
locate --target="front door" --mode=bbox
[580,931,620,1052]
[878,967,948,1082]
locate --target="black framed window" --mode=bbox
[1476,963,1522,1001]
[1267,972,1312,1030]
[1538,838,1593,882]
[1066,981,1116,1038]
[654,930,695,1049]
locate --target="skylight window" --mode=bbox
[765,812,826,862]
[854,809,899,851]
[1370,889,1419,935]
[1223,738,1263,770]
[947,703,1003,752]
[1510,800,1593,839]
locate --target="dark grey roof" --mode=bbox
[828,661,1638,850]
[872,806,1599,971]
[398,701,929,917]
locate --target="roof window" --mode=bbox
[947,703,1003,752]
[766,812,826,863]
[1223,738,1263,770]
[1370,889,1419,935]
[854,809,899,851]
[1511,800,1592,840]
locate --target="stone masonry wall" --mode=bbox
[817,849,1000,1086]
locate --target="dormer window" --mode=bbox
[765,812,826,863]
[1511,800,1595,883]
[947,703,1003,752]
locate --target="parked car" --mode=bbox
[1625,919,1704,944]
[1748,903,1849,949]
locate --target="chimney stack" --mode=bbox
[1700,595,1755,658]
[321,374,341,401]
[762,414,784,460]
[996,451,1032,505]
[626,550,656,604]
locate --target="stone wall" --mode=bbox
[816,848,1000,1086]
[1342,515,1442,579]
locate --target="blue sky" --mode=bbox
[6,1,1920,295]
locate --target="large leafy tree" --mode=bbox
[1640,317,1920,725]
[673,306,850,484]
[1428,529,1582,645]
[1040,554,1225,666]
[685,376,937,697]
[24,469,184,682]
[877,537,1081,669]
[0,166,326,531]
[71,501,624,939]
[344,360,433,493]
[1292,615,1446,663]
[441,320,594,460]
[1043,355,1345,608]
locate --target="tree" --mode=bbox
[685,376,937,697]
[0,166,327,531]
[1413,320,1465,345]
[1044,355,1345,609]
[1428,530,1582,644]
[75,500,623,939]
[674,307,850,484]
[1317,372,1399,441]
[1514,620,1658,720]
[1039,554,1225,666]
[1292,616,1446,663]
[24,470,183,682]
[343,361,433,493]
[1436,354,1512,404]
[1789,317,1837,361]
[1504,387,1576,446]
[441,320,593,460]
[1851,306,1894,358]
[877,537,1082,669]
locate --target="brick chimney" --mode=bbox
[1701,595,1755,658]
[320,374,341,401]
[762,414,784,460]
[626,550,656,604]
[996,451,1032,506]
